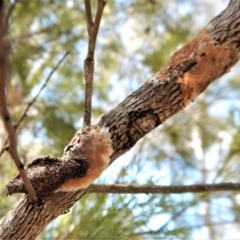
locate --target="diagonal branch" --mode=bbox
[14,52,69,130]
[83,0,106,126]
[0,52,69,158]
[4,0,20,29]
[0,0,38,202]
[1,0,240,238]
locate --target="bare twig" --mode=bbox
[4,0,20,29]
[0,0,38,202]
[3,26,54,41]
[15,51,69,129]
[87,183,240,194]
[0,51,69,157]
[3,16,84,42]
[83,0,106,126]
[84,0,93,27]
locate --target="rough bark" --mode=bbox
[1,0,240,239]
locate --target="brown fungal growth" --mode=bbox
[59,125,113,191]
[158,27,233,108]
[6,125,113,198]
[6,157,89,199]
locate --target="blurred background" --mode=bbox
[1,0,240,239]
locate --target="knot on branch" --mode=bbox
[127,109,160,147]
[6,156,89,199]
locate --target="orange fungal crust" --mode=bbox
[157,28,231,107]
[59,125,113,191]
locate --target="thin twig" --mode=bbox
[86,183,240,194]
[85,0,106,59]
[0,0,38,202]
[0,51,69,157]
[84,0,93,28]
[83,0,106,126]
[15,51,69,129]
[4,0,20,30]
[3,27,53,41]
[89,0,106,57]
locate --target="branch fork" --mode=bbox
[83,0,106,126]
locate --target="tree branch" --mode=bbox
[0,52,69,158]
[14,52,69,130]
[1,0,240,238]
[86,183,240,194]
[83,0,106,126]
[0,0,38,202]
[4,0,20,30]
[84,0,93,28]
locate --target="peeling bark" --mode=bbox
[1,0,240,239]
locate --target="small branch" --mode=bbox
[3,27,54,42]
[15,51,69,129]
[90,0,106,56]
[83,60,94,126]
[4,0,20,30]
[0,1,38,202]
[86,183,240,194]
[0,52,69,158]
[83,0,106,126]
[86,0,106,59]
[84,0,93,28]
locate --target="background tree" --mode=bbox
[0,0,240,239]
